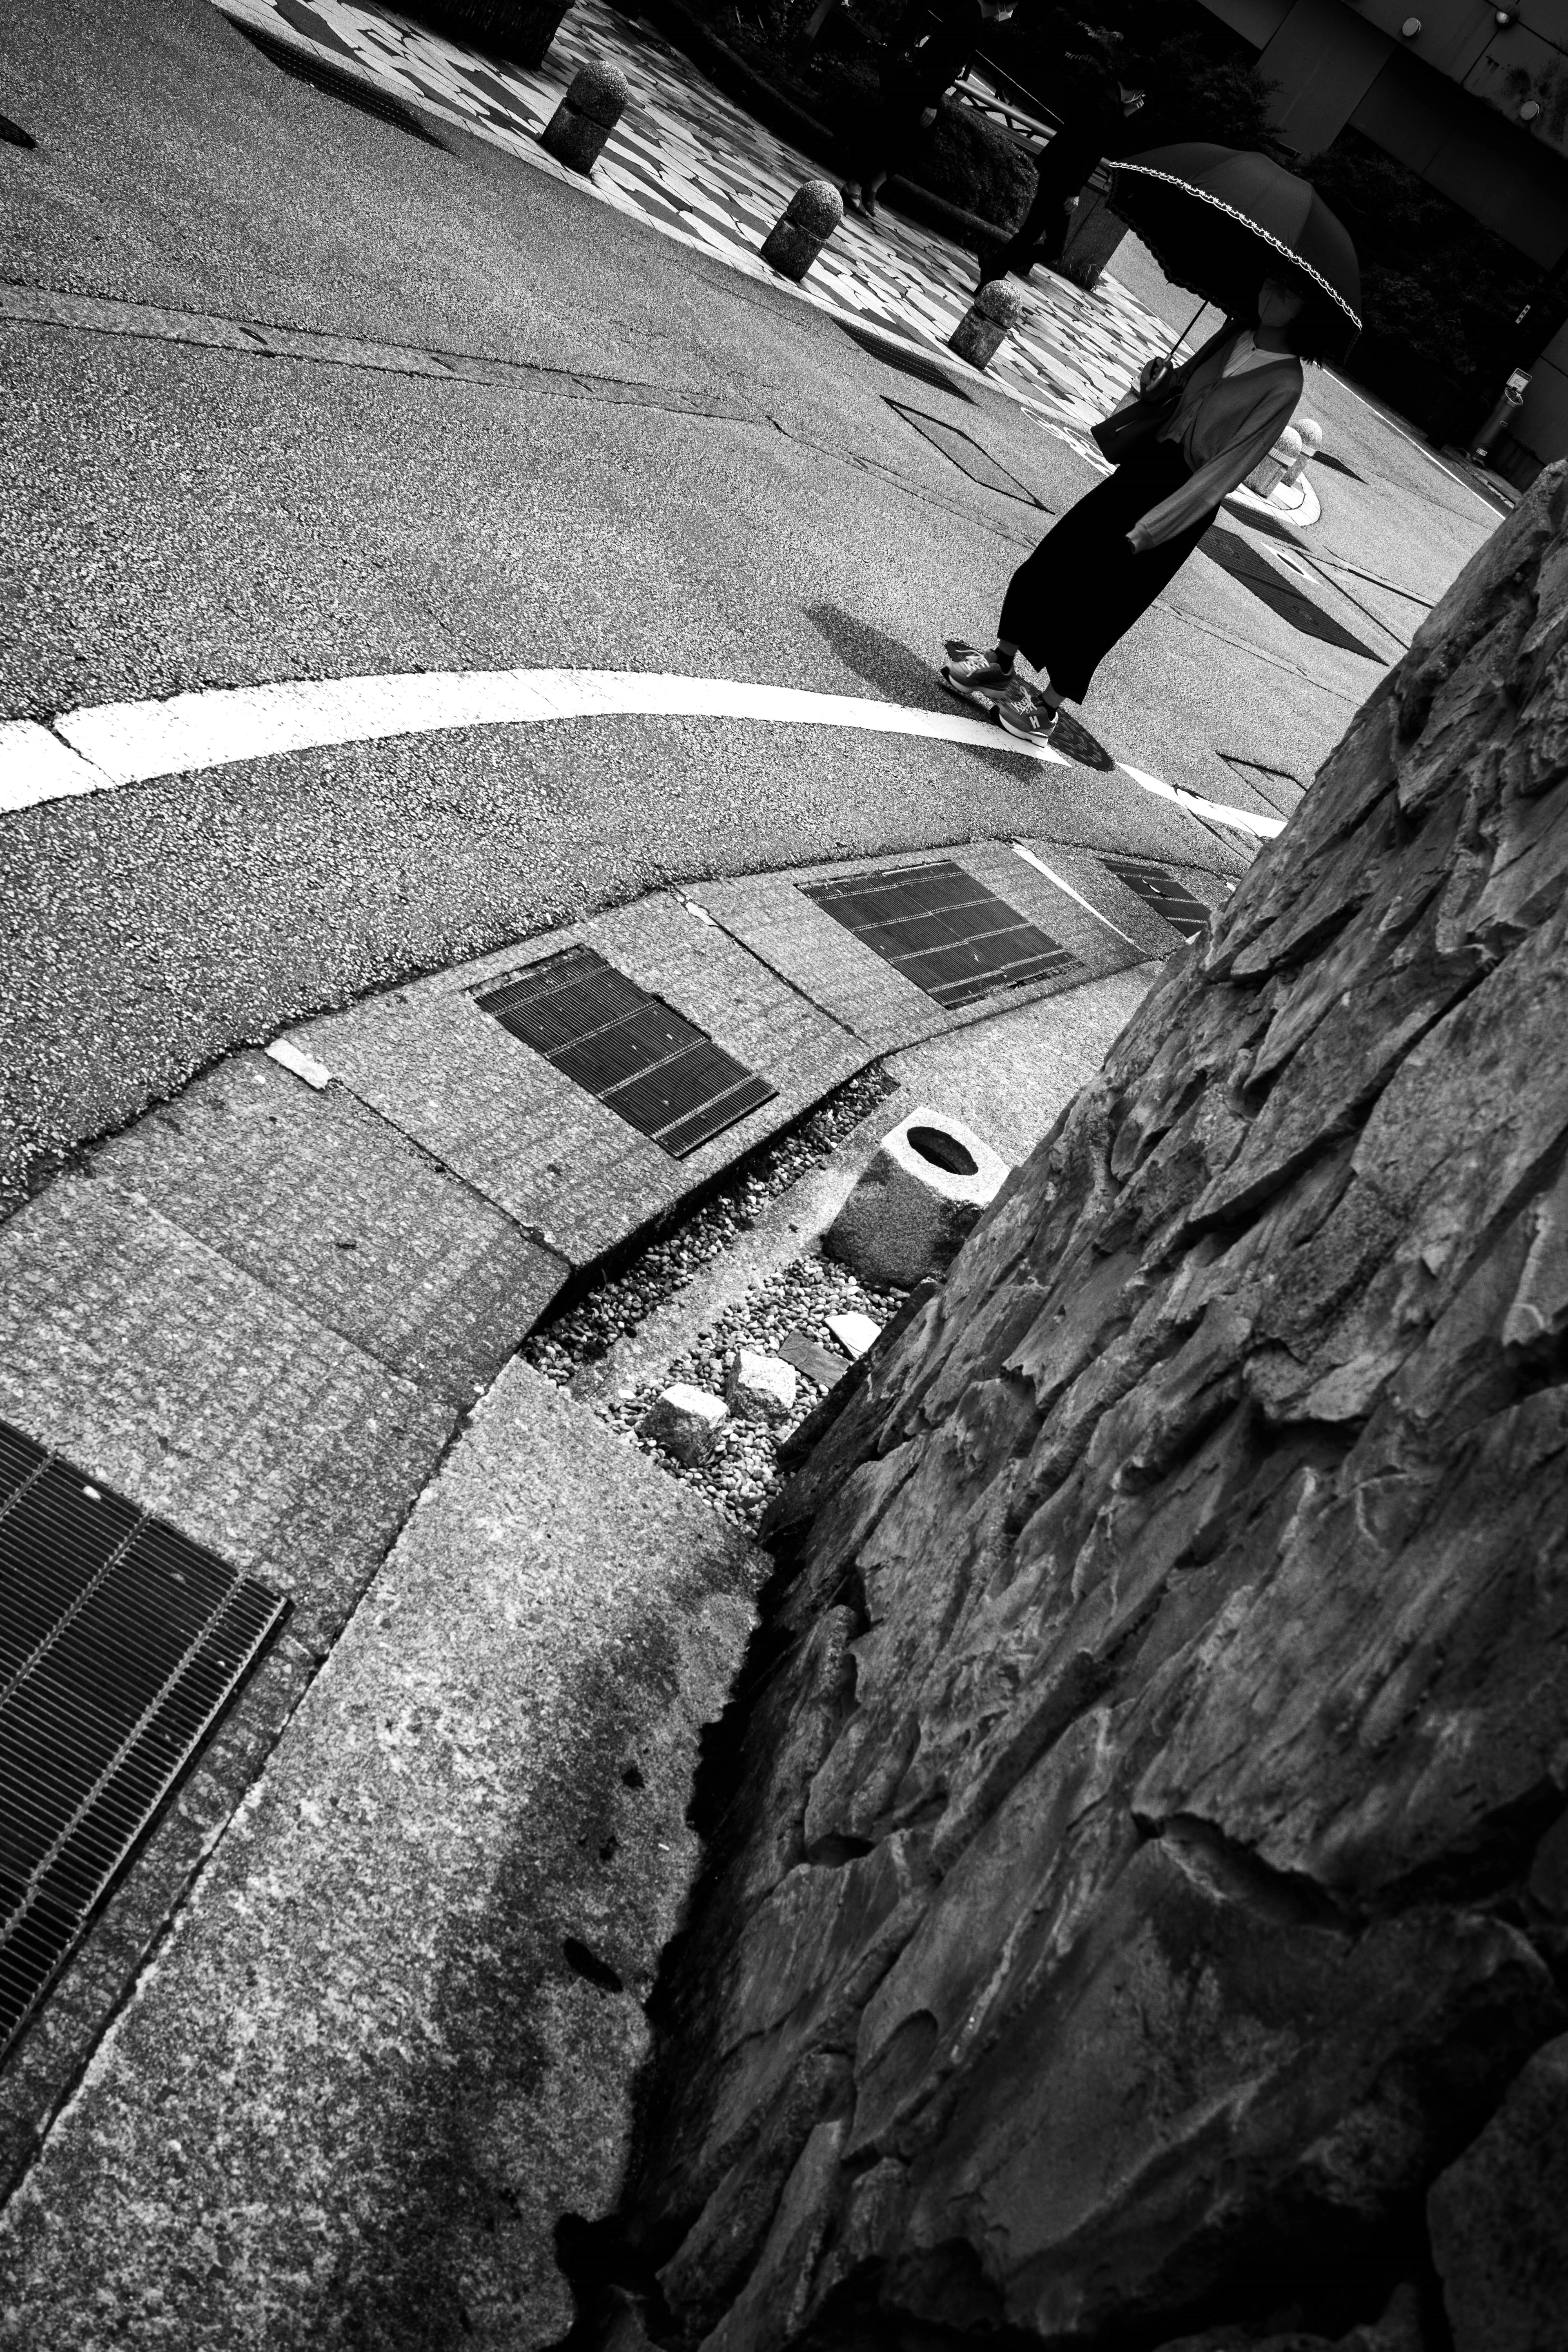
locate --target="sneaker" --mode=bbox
[940,639,1014,709]
[995,680,1061,741]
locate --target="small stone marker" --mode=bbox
[725,1350,798,1424]
[826,1107,1010,1289]
[639,1383,727,1464]
[1286,416,1323,487]
[541,61,628,175]
[825,1310,881,1359]
[948,277,1027,372]
[778,1330,850,1391]
[1247,422,1302,498]
[760,179,842,283]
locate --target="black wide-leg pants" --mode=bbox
[998,438,1214,704]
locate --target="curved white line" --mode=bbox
[0,669,1284,838]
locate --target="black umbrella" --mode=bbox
[1106,142,1361,360]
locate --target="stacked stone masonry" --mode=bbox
[614,465,1568,2350]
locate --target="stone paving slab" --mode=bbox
[290,893,864,1265]
[0,1364,762,2352]
[89,1051,568,1408]
[0,1178,452,1654]
[687,840,1145,1054]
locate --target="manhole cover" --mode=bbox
[0,1420,287,2060]
[1200,526,1380,660]
[835,318,975,403]
[1101,855,1213,942]
[478,944,777,1159]
[230,18,446,142]
[802,859,1078,1008]
[886,403,1044,505]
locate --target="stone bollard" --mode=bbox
[825,1106,1010,1289]
[760,180,842,282]
[540,61,628,175]
[1285,416,1323,488]
[948,276,1027,372]
[1246,423,1302,499]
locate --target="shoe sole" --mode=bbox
[996,706,1058,742]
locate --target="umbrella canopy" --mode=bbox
[1107,142,1361,360]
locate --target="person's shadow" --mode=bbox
[804,600,953,708]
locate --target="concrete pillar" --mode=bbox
[540,61,628,174]
[760,180,842,282]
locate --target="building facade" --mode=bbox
[1199,0,1568,470]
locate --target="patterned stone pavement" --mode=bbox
[218,0,1176,459]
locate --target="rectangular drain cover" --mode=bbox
[1102,855,1213,942]
[802,860,1078,1008]
[478,944,777,1158]
[0,1420,287,2060]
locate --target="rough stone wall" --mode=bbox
[615,464,1568,2352]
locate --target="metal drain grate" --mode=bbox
[886,402,1043,504]
[802,860,1078,1008]
[835,318,975,403]
[1101,855,1213,942]
[478,945,777,1158]
[230,18,446,142]
[0,1420,286,2061]
[1200,526,1379,660]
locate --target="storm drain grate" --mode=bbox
[886,402,1044,505]
[802,860,1078,1008]
[0,1420,286,2061]
[1101,855,1213,942]
[1200,525,1379,660]
[230,18,446,142]
[478,945,777,1158]
[835,318,975,403]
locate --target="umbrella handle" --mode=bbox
[1167,297,1210,361]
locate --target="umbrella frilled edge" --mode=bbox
[1107,159,1362,358]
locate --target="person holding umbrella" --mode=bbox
[941,145,1361,744]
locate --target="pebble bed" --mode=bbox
[523,1065,895,1377]
[523,1067,910,1530]
[606,1252,910,1529]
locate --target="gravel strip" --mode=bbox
[600,1250,910,1529]
[522,1064,895,1369]
[524,1065,914,1528]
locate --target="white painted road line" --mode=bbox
[0,719,116,813]
[0,670,1284,840]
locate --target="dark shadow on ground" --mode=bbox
[805,601,952,706]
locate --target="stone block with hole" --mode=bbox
[725,1351,797,1425]
[824,1108,1010,1289]
[640,1384,728,1463]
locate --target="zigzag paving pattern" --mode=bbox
[216,0,1174,456]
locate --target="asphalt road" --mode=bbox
[0,0,1497,1208]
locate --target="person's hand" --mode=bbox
[1138,356,1172,397]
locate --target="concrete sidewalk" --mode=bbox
[0,934,1160,2349]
